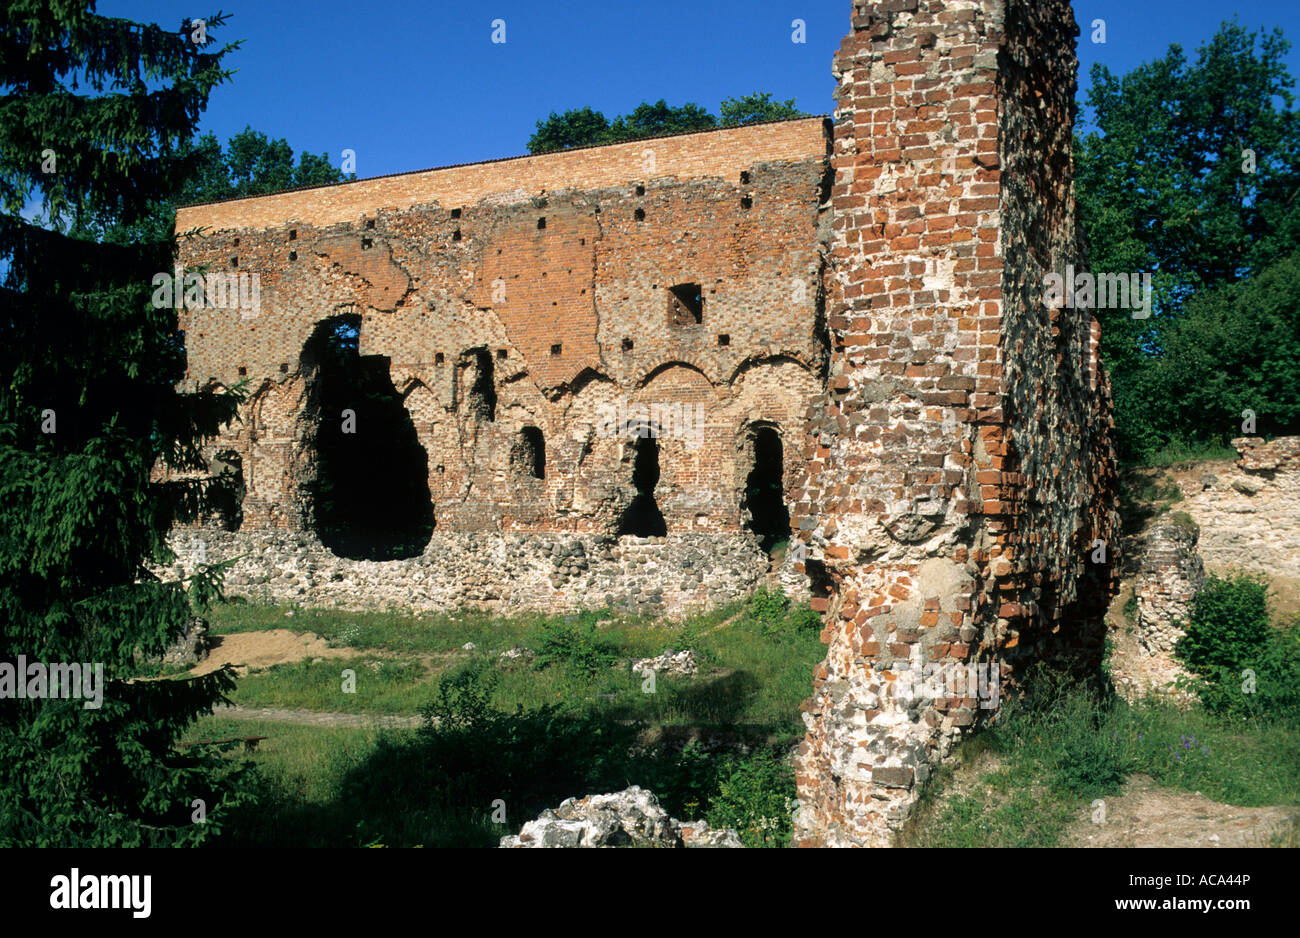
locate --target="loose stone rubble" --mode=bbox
[499,786,743,848]
[630,649,698,678]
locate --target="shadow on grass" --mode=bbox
[216,663,787,848]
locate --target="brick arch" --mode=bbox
[726,352,817,386]
[633,358,715,392]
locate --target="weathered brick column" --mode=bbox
[791,0,1118,847]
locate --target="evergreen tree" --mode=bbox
[0,2,255,844]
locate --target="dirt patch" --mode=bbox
[190,629,360,677]
[1066,774,1297,848]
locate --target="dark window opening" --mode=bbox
[361,237,373,249]
[230,256,238,266]
[237,366,247,376]
[634,208,645,222]
[451,207,461,219]
[365,219,375,229]
[668,283,703,325]
[537,217,546,230]
[289,250,297,261]
[718,333,730,346]
[550,343,562,356]
[452,228,461,241]
[279,362,288,373]
[288,229,297,241]
[496,348,508,360]
[617,434,667,537]
[621,337,633,351]
[512,426,546,479]
[435,352,445,365]
[301,314,435,560]
[205,449,245,532]
[233,237,240,246]
[743,426,791,554]
[740,196,753,209]
[636,184,645,196]
[463,348,497,422]
[740,171,751,185]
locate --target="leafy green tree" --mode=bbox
[720,92,809,126]
[1143,250,1300,447]
[1075,21,1300,460]
[605,99,716,142]
[0,2,255,844]
[527,106,613,154]
[185,126,347,203]
[529,95,804,154]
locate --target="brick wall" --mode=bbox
[174,117,832,539]
[790,0,1117,847]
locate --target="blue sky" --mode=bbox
[97,0,1300,180]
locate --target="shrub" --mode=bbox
[705,748,796,847]
[532,614,620,674]
[746,586,822,639]
[1174,572,1300,718]
[1175,573,1271,673]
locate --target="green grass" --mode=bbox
[185,594,824,846]
[206,598,824,734]
[1129,440,1238,469]
[902,672,1300,847]
[229,656,432,714]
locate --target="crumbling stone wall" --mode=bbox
[1177,437,1300,584]
[789,0,1117,847]
[166,1,1117,845]
[168,119,831,613]
[1134,515,1206,657]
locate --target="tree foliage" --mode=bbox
[1075,21,1300,460]
[0,1,255,844]
[527,93,809,154]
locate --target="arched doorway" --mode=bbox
[301,314,434,559]
[617,433,667,537]
[742,424,791,554]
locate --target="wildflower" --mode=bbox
[1202,747,1209,755]
[1175,753,1181,761]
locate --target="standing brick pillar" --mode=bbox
[791,0,1118,847]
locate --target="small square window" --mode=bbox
[740,196,753,209]
[537,217,546,230]
[280,363,289,373]
[451,208,461,219]
[230,256,238,266]
[635,184,645,196]
[288,229,297,241]
[435,352,445,365]
[718,334,730,346]
[621,338,633,351]
[365,219,375,229]
[550,343,562,356]
[237,366,247,376]
[453,229,461,241]
[668,283,703,325]
[233,237,240,246]
[635,208,645,221]
[361,237,372,249]
[289,250,297,261]
[740,171,751,185]
[496,349,508,360]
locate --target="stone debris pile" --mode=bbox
[499,786,743,848]
[630,649,698,677]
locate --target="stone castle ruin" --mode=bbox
[168,0,1118,847]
